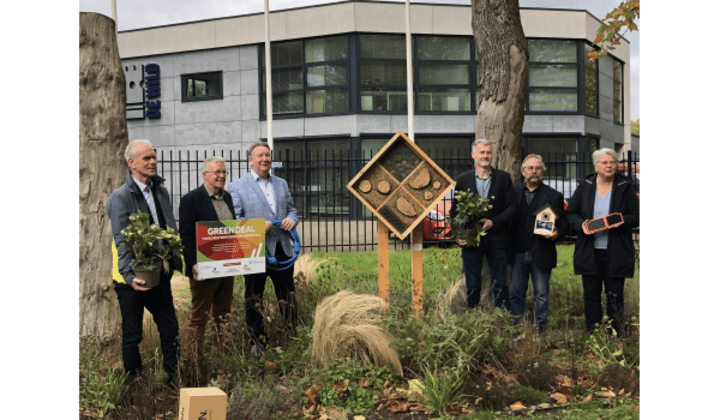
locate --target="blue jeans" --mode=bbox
[510,251,550,333]
[461,245,509,311]
[582,249,625,334]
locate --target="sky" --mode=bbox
[77,0,640,121]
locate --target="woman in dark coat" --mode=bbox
[567,148,639,334]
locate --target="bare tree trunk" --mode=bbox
[472,0,528,185]
[79,12,128,339]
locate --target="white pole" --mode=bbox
[405,0,414,142]
[264,0,274,153]
[111,0,118,32]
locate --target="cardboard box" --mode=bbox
[179,387,227,420]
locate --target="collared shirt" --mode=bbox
[132,176,160,226]
[475,169,492,199]
[203,184,234,221]
[250,168,276,215]
[523,184,538,205]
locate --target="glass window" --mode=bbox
[262,36,348,117]
[584,44,598,117]
[613,59,623,124]
[307,64,347,87]
[529,64,577,87]
[417,138,473,179]
[360,88,407,112]
[417,88,471,112]
[419,64,469,85]
[181,71,223,102]
[416,36,470,60]
[306,89,348,114]
[527,39,580,112]
[528,88,577,112]
[360,61,406,85]
[528,39,577,63]
[360,34,406,59]
[306,36,348,62]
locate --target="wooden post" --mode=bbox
[411,224,423,318]
[378,221,390,303]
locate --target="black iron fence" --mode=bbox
[157,149,639,252]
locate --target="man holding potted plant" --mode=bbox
[450,138,518,312]
[179,156,236,382]
[106,139,183,388]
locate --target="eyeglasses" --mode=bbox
[597,161,617,166]
[205,171,228,176]
[525,166,542,171]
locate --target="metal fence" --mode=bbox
[157,149,639,252]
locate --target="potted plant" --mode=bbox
[450,190,493,247]
[121,212,183,288]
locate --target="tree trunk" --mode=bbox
[79,12,128,339]
[472,0,528,186]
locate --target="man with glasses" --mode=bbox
[509,154,568,337]
[179,156,236,383]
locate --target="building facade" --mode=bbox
[117,0,632,219]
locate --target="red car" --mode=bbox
[422,191,453,242]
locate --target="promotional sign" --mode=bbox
[196,219,266,280]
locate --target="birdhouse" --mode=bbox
[533,204,557,236]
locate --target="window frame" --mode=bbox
[525,38,581,114]
[180,71,224,103]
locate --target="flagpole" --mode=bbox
[111,0,118,32]
[405,0,414,142]
[264,0,274,154]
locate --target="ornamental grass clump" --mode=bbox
[311,291,402,376]
[450,190,493,247]
[121,212,183,274]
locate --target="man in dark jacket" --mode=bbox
[567,148,639,334]
[509,154,568,334]
[450,138,518,311]
[179,157,236,378]
[106,139,182,387]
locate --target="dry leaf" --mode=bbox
[583,393,593,403]
[510,402,526,410]
[551,392,569,404]
[275,384,292,394]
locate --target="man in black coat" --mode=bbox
[509,155,568,334]
[450,138,518,311]
[179,157,237,378]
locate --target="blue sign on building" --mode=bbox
[124,63,161,120]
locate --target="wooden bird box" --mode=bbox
[533,204,557,236]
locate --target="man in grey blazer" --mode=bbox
[227,141,299,356]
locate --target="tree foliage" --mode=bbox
[588,0,639,62]
[631,119,639,136]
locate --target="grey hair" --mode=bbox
[521,154,546,172]
[125,139,153,160]
[202,156,226,173]
[592,148,619,165]
[471,138,491,152]
[247,141,271,158]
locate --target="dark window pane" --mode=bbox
[360,61,406,85]
[527,137,580,182]
[266,67,303,91]
[307,64,347,87]
[271,41,302,66]
[419,64,469,85]
[529,39,577,62]
[360,34,406,59]
[305,35,348,62]
[417,88,471,111]
[528,88,577,112]
[360,88,407,111]
[416,36,469,60]
[306,89,348,114]
[271,91,303,114]
[183,72,222,101]
[529,64,577,87]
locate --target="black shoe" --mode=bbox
[165,375,188,390]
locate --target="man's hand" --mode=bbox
[480,219,494,231]
[281,218,295,231]
[456,238,468,247]
[192,264,201,281]
[130,278,150,291]
[265,220,273,232]
[545,226,558,240]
